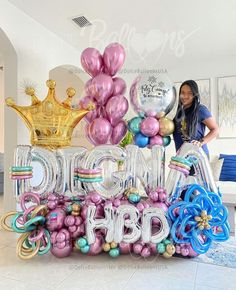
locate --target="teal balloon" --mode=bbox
[128,193,141,203]
[128,117,142,134]
[109,248,120,258]
[77,237,87,248]
[80,245,90,253]
[163,136,171,146]
[157,243,166,254]
[138,112,145,118]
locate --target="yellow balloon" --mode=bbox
[5,80,89,149]
[159,117,175,137]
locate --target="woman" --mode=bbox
[173,80,219,157]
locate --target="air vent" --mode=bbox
[72,16,92,28]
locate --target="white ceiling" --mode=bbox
[8,0,236,69]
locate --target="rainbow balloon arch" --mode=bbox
[0,42,230,260]
[0,143,230,259]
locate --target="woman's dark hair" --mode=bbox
[175,80,200,139]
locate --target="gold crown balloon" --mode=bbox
[5,80,89,149]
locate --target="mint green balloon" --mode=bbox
[128,117,142,134]
[77,237,87,248]
[164,239,171,245]
[109,248,120,258]
[80,245,90,253]
[128,193,141,203]
[157,243,166,254]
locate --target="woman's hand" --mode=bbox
[191,140,203,147]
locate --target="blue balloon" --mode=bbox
[134,133,149,148]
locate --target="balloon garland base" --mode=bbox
[0,183,230,260]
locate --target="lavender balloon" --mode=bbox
[103,43,126,76]
[88,117,112,145]
[105,95,129,126]
[81,47,103,77]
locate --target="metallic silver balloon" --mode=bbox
[142,207,170,243]
[177,143,218,193]
[55,147,87,197]
[166,143,218,201]
[31,147,58,198]
[13,145,32,201]
[86,204,114,244]
[125,145,165,193]
[114,205,141,243]
[82,145,130,199]
[125,145,150,191]
[13,146,58,200]
[150,145,165,189]
[130,73,176,117]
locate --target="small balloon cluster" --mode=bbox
[128,73,176,148]
[128,115,173,148]
[79,43,129,145]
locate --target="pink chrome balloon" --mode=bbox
[140,117,159,137]
[90,73,114,105]
[105,95,129,126]
[112,77,127,95]
[148,135,163,148]
[88,117,112,145]
[111,120,127,144]
[79,95,97,123]
[81,47,103,77]
[103,43,126,76]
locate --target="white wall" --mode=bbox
[0,0,82,146]
[169,56,236,158]
[0,57,4,153]
[49,66,93,149]
[0,1,82,210]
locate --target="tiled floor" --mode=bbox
[1,195,236,290]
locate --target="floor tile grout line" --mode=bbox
[121,269,137,290]
[193,262,199,290]
[52,263,86,289]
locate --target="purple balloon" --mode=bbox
[81,47,103,77]
[148,135,163,149]
[111,120,127,144]
[103,43,126,76]
[112,77,127,95]
[140,117,159,137]
[90,73,114,105]
[79,96,97,123]
[88,117,112,145]
[105,95,129,126]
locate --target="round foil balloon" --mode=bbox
[130,73,176,117]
